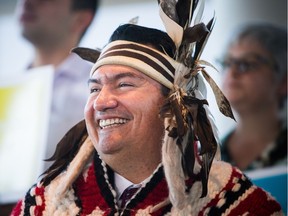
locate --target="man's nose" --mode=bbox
[93,87,118,111]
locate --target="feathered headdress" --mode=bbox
[155,0,235,205]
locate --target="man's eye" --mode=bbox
[119,82,134,87]
[90,88,100,93]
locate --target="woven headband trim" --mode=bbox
[103,43,176,74]
[90,40,181,89]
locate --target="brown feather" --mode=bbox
[159,0,179,23]
[196,103,217,197]
[183,96,217,197]
[193,17,215,61]
[176,0,192,27]
[182,23,209,44]
[71,47,101,63]
[169,94,186,137]
[201,69,235,120]
[196,103,217,155]
[180,114,195,178]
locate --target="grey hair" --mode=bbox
[225,23,287,123]
[228,23,287,80]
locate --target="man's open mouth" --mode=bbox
[99,118,128,129]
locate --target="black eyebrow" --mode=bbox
[87,78,99,85]
[87,72,143,86]
[113,72,143,80]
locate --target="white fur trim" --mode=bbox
[169,161,233,214]
[162,121,187,210]
[41,137,94,215]
[56,137,94,197]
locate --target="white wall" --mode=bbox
[0,0,287,137]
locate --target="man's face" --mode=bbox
[16,0,76,47]
[85,65,166,158]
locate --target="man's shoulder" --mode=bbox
[205,161,283,215]
[209,160,250,191]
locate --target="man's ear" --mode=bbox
[73,10,94,35]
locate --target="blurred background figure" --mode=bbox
[0,0,100,215]
[220,23,287,171]
[219,22,287,212]
[16,0,99,169]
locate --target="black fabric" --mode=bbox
[220,127,287,171]
[208,175,253,216]
[93,152,117,213]
[23,184,37,215]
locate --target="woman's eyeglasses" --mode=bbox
[218,54,277,74]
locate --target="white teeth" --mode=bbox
[99,118,128,128]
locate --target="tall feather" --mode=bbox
[158,0,235,201]
[193,16,216,61]
[176,0,193,28]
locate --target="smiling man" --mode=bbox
[11,1,283,216]
[86,65,165,182]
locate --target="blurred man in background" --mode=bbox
[16,0,100,169]
[0,0,100,214]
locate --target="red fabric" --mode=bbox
[132,179,169,216]
[10,200,23,216]
[75,163,112,215]
[198,167,282,216]
[34,186,45,216]
[75,163,170,216]
[228,187,282,215]
[9,161,283,216]
[11,186,46,216]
